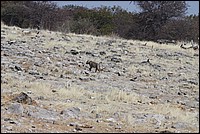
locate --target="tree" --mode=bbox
[111,6,136,39]
[1,1,32,27]
[133,1,188,41]
[28,1,58,30]
[1,1,59,30]
[91,6,115,35]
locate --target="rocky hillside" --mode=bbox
[1,22,199,133]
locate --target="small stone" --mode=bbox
[4,118,12,121]
[7,103,24,114]
[96,119,102,123]
[6,126,12,131]
[52,90,57,93]
[106,118,116,123]
[111,57,122,62]
[70,50,79,55]
[96,114,101,118]
[69,122,80,126]
[37,96,44,100]
[75,126,82,131]
[9,120,17,124]
[27,91,32,94]
[115,125,121,129]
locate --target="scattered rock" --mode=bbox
[52,90,57,93]
[130,76,137,81]
[158,130,173,133]
[111,57,122,62]
[36,96,45,100]
[26,106,60,121]
[6,126,13,131]
[60,107,81,119]
[7,103,24,115]
[106,118,116,123]
[171,122,188,129]
[70,50,79,55]
[14,65,23,71]
[1,22,198,133]
[74,126,82,131]
[7,40,16,45]
[79,77,94,81]
[99,51,106,55]
[29,70,40,75]
[12,92,33,105]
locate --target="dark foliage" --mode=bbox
[1,1,199,43]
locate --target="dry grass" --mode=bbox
[128,64,155,77]
[57,85,85,100]
[5,32,20,41]
[105,88,140,103]
[2,74,149,116]
[150,103,198,124]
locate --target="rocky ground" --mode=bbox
[1,22,199,133]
